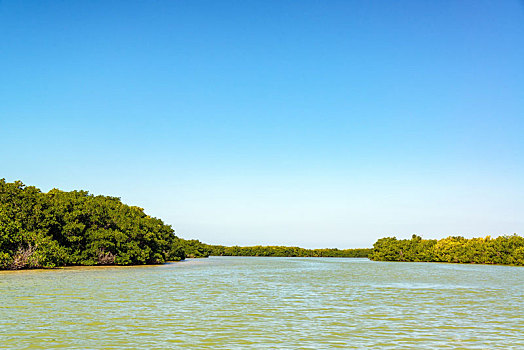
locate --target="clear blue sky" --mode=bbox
[1,0,523,248]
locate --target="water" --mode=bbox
[0,257,522,349]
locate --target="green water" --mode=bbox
[1,257,522,349]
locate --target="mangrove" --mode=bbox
[369,234,524,266]
[0,179,185,269]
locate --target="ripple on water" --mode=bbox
[0,257,523,349]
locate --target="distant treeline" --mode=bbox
[369,234,524,266]
[175,238,371,258]
[0,179,185,269]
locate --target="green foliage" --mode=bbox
[0,179,372,269]
[210,245,371,258]
[369,234,524,266]
[174,238,212,258]
[175,238,372,258]
[0,179,184,269]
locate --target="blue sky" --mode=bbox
[1,0,523,248]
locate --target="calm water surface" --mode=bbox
[0,257,522,349]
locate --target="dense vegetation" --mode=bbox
[0,179,185,269]
[4,179,521,269]
[369,234,524,266]
[177,238,371,258]
[0,179,370,270]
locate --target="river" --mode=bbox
[1,257,522,349]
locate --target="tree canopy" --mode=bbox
[0,179,184,269]
[369,234,524,266]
